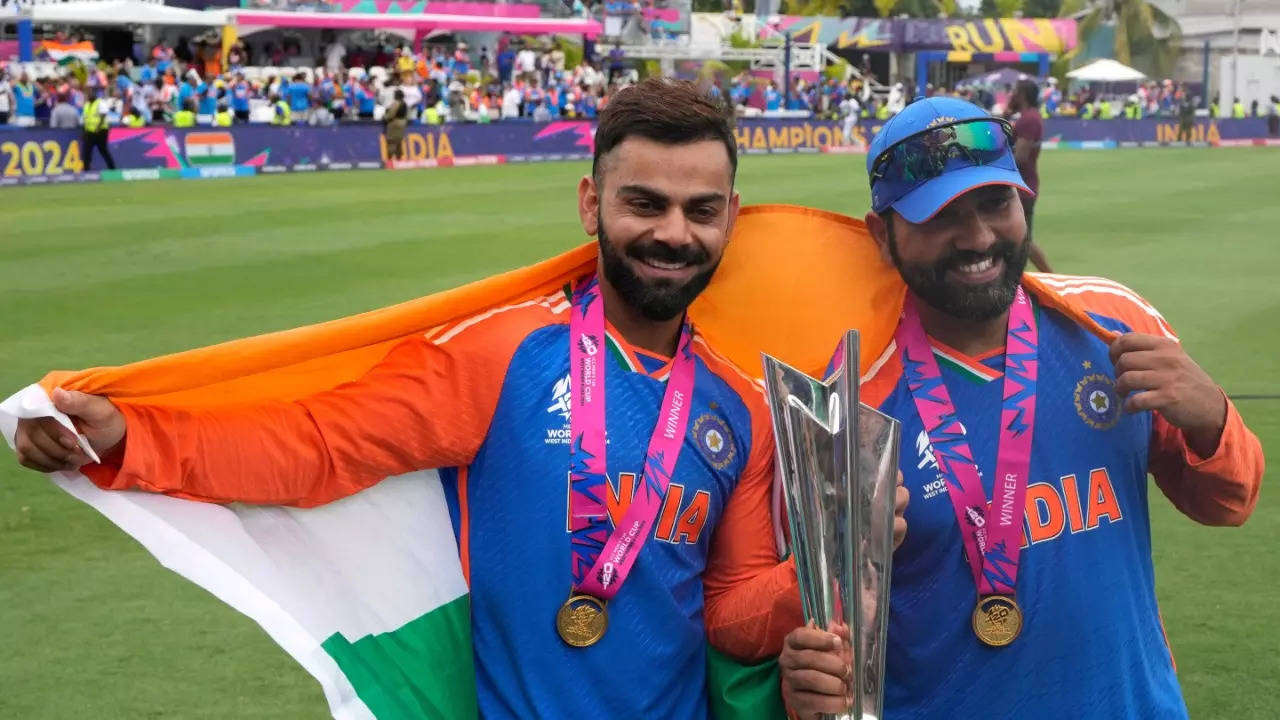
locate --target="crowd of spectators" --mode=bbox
[0,33,641,128]
[3,31,1274,131]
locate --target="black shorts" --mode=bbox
[235,109,250,122]
[0,111,9,125]
[1021,195,1036,240]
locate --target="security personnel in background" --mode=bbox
[1269,95,1280,137]
[270,93,291,125]
[215,103,234,127]
[1081,100,1095,119]
[1209,99,1219,118]
[1232,97,1246,118]
[1124,94,1142,119]
[1098,97,1112,119]
[875,98,890,120]
[80,87,116,171]
[173,99,197,127]
[1176,93,1196,144]
[123,106,146,128]
[383,88,409,160]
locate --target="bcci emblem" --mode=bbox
[691,413,735,471]
[1074,372,1120,430]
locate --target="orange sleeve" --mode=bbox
[81,306,558,507]
[1148,393,1264,527]
[1027,275,1266,528]
[702,361,804,663]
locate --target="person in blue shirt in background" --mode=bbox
[317,71,336,117]
[139,59,158,85]
[286,73,312,123]
[729,79,749,109]
[356,79,376,120]
[452,42,470,76]
[198,80,218,123]
[231,73,251,122]
[178,74,199,115]
[524,80,543,117]
[12,72,38,127]
[764,82,781,111]
[580,87,598,118]
[497,45,514,83]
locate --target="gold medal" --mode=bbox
[556,594,608,647]
[972,595,1022,647]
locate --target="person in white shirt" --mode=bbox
[377,79,397,109]
[325,41,346,73]
[579,60,601,91]
[516,47,537,83]
[502,83,522,118]
[887,82,906,115]
[839,94,861,145]
[0,75,13,125]
[400,81,423,112]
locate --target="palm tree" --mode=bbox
[874,0,898,17]
[781,0,845,14]
[995,0,1024,15]
[1059,0,1182,77]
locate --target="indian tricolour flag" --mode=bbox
[185,132,236,166]
[38,40,99,65]
[0,206,908,719]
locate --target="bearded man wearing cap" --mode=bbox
[730,97,1265,719]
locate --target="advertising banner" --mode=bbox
[1,117,1271,186]
[762,16,1076,54]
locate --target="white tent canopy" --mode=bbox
[1066,58,1147,82]
[24,0,227,26]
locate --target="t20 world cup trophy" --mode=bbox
[762,330,902,720]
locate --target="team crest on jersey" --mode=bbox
[692,413,735,471]
[1074,372,1121,430]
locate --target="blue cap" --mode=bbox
[867,96,1031,224]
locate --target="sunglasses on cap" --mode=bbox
[869,118,1016,213]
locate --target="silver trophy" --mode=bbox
[762,330,902,720]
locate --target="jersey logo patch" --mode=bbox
[1074,371,1120,430]
[691,413,735,471]
[545,374,572,445]
[548,374,572,421]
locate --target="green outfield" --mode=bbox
[1,149,1276,718]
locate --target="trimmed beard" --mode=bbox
[597,218,719,322]
[887,229,1029,322]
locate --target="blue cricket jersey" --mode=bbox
[434,287,775,718]
[852,281,1197,719]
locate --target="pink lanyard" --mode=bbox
[567,275,697,600]
[896,287,1039,596]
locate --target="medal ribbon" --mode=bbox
[568,275,697,600]
[895,286,1038,597]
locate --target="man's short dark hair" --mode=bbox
[592,77,737,185]
[1015,79,1039,109]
